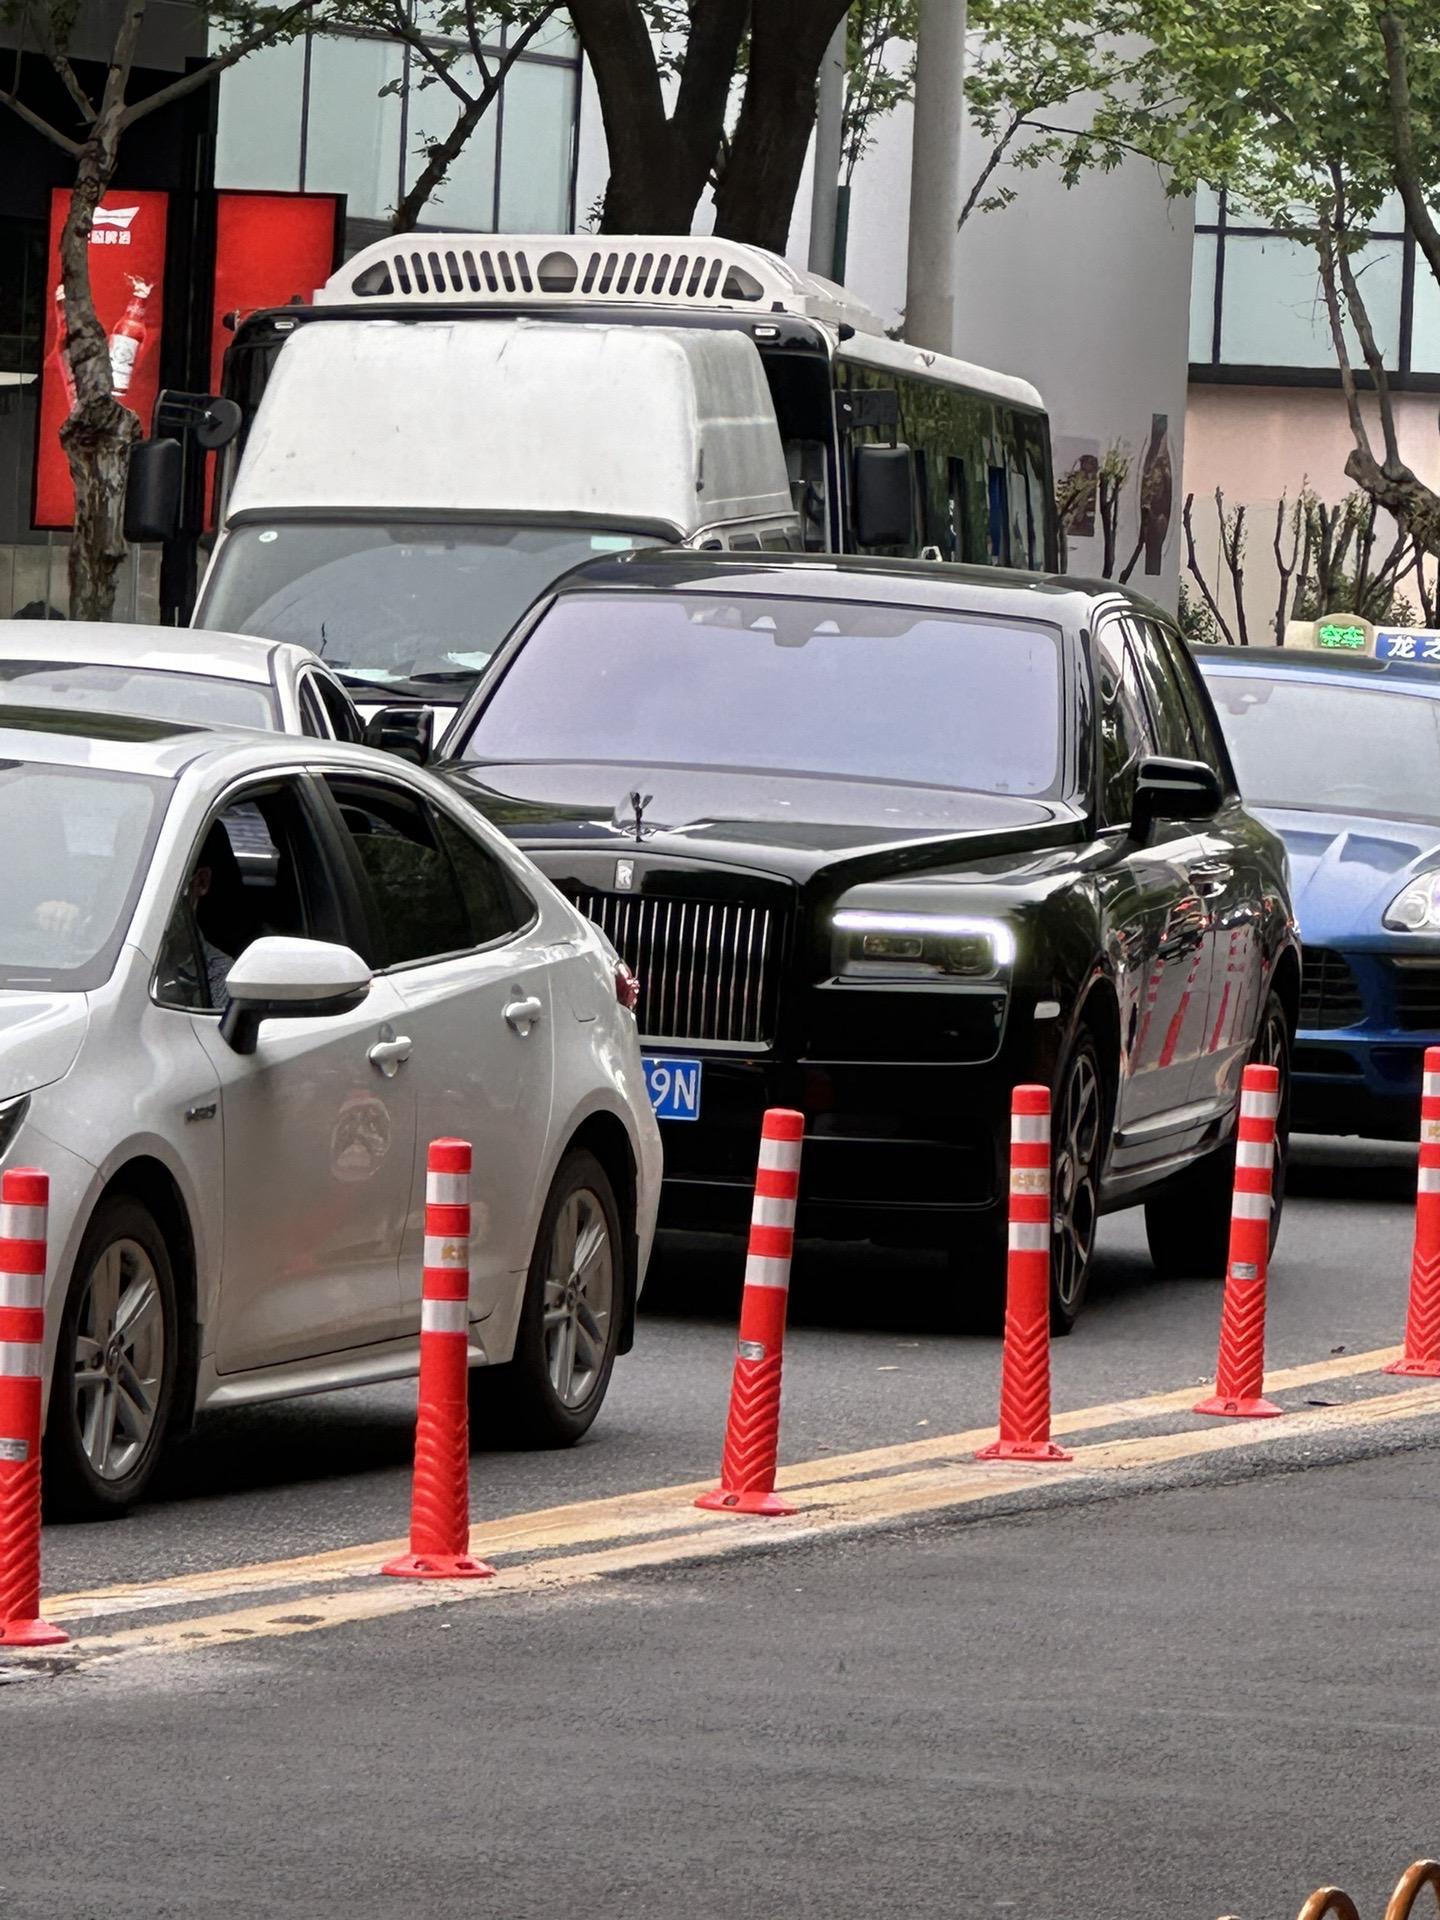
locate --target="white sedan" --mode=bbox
[0,620,427,751]
[0,707,661,1515]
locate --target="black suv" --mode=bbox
[437,553,1299,1327]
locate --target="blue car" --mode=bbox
[1198,644,1440,1139]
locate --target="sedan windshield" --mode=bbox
[462,592,1063,796]
[0,660,275,731]
[1203,671,1440,822]
[196,521,652,691]
[0,763,167,989]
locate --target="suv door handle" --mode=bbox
[1189,860,1233,896]
[504,995,544,1034]
[368,1034,413,1076]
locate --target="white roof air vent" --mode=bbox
[321,234,886,338]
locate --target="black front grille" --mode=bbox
[575,891,782,1047]
[1389,962,1440,1032]
[1299,947,1364,1030]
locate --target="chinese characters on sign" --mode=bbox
[35,188,169,530]
[1376,631,1440,665]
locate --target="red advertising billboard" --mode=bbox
[34,188,168,530]
[210,191,341,390]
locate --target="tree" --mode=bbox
[567,0,853,248]
[0,0,339,619]
[1112,0,1440,557]
[369,1,565,233]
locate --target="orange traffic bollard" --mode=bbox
[977,1085,1072,1463]
[0,1168,66,1648]
[1386,1046,1440,1377]
[1194,1063,1283,1419]
[697,1108,805,1517]
[383,1140,493,1580]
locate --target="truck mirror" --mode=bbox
[124,437,182,543]
[854,442,916,548]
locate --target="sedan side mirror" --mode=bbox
[124,437,182,543]
[220,936,371,1055]
[1130,756,1224,843]
[365,704,434,766]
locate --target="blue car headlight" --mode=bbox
[1385,870,1440,931]
[0,1095,30,1162]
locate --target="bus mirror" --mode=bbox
[854,443,916,548]
[124,437,182,543]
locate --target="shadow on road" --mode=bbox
[1287,1133,1415,1203]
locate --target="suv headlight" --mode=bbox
[1385,870,1440,931]
[0,1095,30,1163]
[832,910,1015,982]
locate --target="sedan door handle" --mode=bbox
[368,1035,413,1077]
[504,995,544,1035]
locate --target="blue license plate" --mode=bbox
[644,1056,702,1122]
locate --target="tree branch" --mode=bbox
[1182,491,1237,646]
[958,113,1025,229]
[1316,201,1378,470]
[1329,162,1402,469]
[0,81,82,154]
[1379,12,1440,303]
[118,0,332,131]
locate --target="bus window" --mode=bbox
[987,466,1010,565]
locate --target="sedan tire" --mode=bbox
[475,1148,623,1448]
[1145,986,1291,1281]
[44,1194,180,1519]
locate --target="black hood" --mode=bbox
[443,759,1084,889]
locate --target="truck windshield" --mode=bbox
[461,591,1064,797]
[195,521,654,693]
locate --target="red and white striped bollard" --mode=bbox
[0,1169,66,1647]
[977,1086,1072,1463]
[1194,1063,1283,1419]
[382,1139,494,1579]
[1385,1046,1440,1377]
[696,1109,804,1516]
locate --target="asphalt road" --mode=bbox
[37,1134,1426,1593]
[6,1429,1439,1919]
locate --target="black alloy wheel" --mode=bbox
[1050,1028,1105,1334]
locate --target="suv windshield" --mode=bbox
[1204,671,1440,822]
[196,521,652,693]
[0,660,275,731]
[462,592,1064,796]
[1,763,167,989]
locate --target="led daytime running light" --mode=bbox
[832,910,1016,968]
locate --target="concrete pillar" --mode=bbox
[808,15,848,282]
[904,0,965,353]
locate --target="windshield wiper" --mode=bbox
[408,669,482,686]
[333,673,429,703]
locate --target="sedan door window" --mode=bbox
[1125,616,1202,763]
[326,779,515,968]
[297,677,331,738]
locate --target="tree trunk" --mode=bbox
[571,0,743,234]
[712,0,852,251]
[391,92,490,234]
[59,134,138,622]
[1344,447,1440,563]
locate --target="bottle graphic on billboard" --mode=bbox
[50,286,77,411]
[108,278,152,398]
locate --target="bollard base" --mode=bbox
[1,1616,69,1648]
[1193,1392,1284,1419]
[695,1488,797,1517]
[1383,1356,1440,1377]
[975,1437,1073,1463]
[381,1551,495,1580]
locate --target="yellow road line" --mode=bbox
[45,1342,1408,1627]
[59,1375,1440,1665]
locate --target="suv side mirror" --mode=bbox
[220,936,371,1055]
[853,443,916,548]
[124,437,182,543]
[1130,756,1223,841]
[365,704,434,766]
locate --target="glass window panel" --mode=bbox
[1194,184,1221,227]
[303,34,404,223]
[406,54,499,228]
[1411,257,1440,374]
[1190,233,1217,363]
[1219,235,1402,368]
[215,38,304,191]
[518,17,579,55]
[497,58,576,230]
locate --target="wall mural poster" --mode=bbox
[35,188,169,530]
[1138,412,1174,577]
[1054,438,1101,544]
